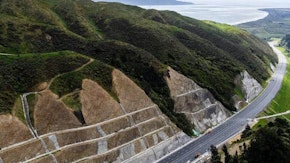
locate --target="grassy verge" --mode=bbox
[12,97,26,124]
[255,44,290,128]
[266,46,290,119]
[27,94,37,127]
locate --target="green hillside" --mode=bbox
[0,51,89,113]
[0,0,278,135]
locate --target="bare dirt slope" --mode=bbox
[34,90,82,135]
[0,69,190,163]
[112,69,155,113]
[0,115,32,148]
[81,79,124,124]
[166,67,201,97]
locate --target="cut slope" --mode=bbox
[81,79,123,124]
[34,90,82,135]
[166,67,230,132]
[112,69,154,113]
[0,69,190,162]
[0,115,32,148]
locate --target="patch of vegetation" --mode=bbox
[210,145,222,163]
[252,118,268,130]
[62,92,82,112]
[61,92,86,124]
[264,45,290,120]
[26,94,37,127]
[215,118,290,163]
[50,60,116,100]
[0,51,89,113]
[50,71,84,97]
[11,96,25,124]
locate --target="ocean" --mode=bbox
[141,0,290,25]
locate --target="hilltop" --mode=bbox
[0,0,279,161]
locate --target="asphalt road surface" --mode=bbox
[157,41,287,163]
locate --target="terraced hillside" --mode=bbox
[0,0,279,161]
[0,56,190,162]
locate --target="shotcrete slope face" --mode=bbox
[166,67,230,132]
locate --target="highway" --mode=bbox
[157,41,287,163]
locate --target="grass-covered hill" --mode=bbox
[0,51,90,113]
[0,0,277,134]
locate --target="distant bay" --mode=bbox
[141,0,290,25]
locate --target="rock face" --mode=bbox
[233,70,263,109]
[270,63,276,72]
[240,71,263,102]
[0,69,190,163]
[165,67,230,132]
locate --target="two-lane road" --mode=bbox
[158,42,287,163]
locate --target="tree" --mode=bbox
[210,145,221,163]
[232,151,239,163]
[241,124,252,138]
[222,144,232,163]
[243,127,290,163]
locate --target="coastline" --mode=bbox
[141,4,271,25]
[232,9,269,25]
